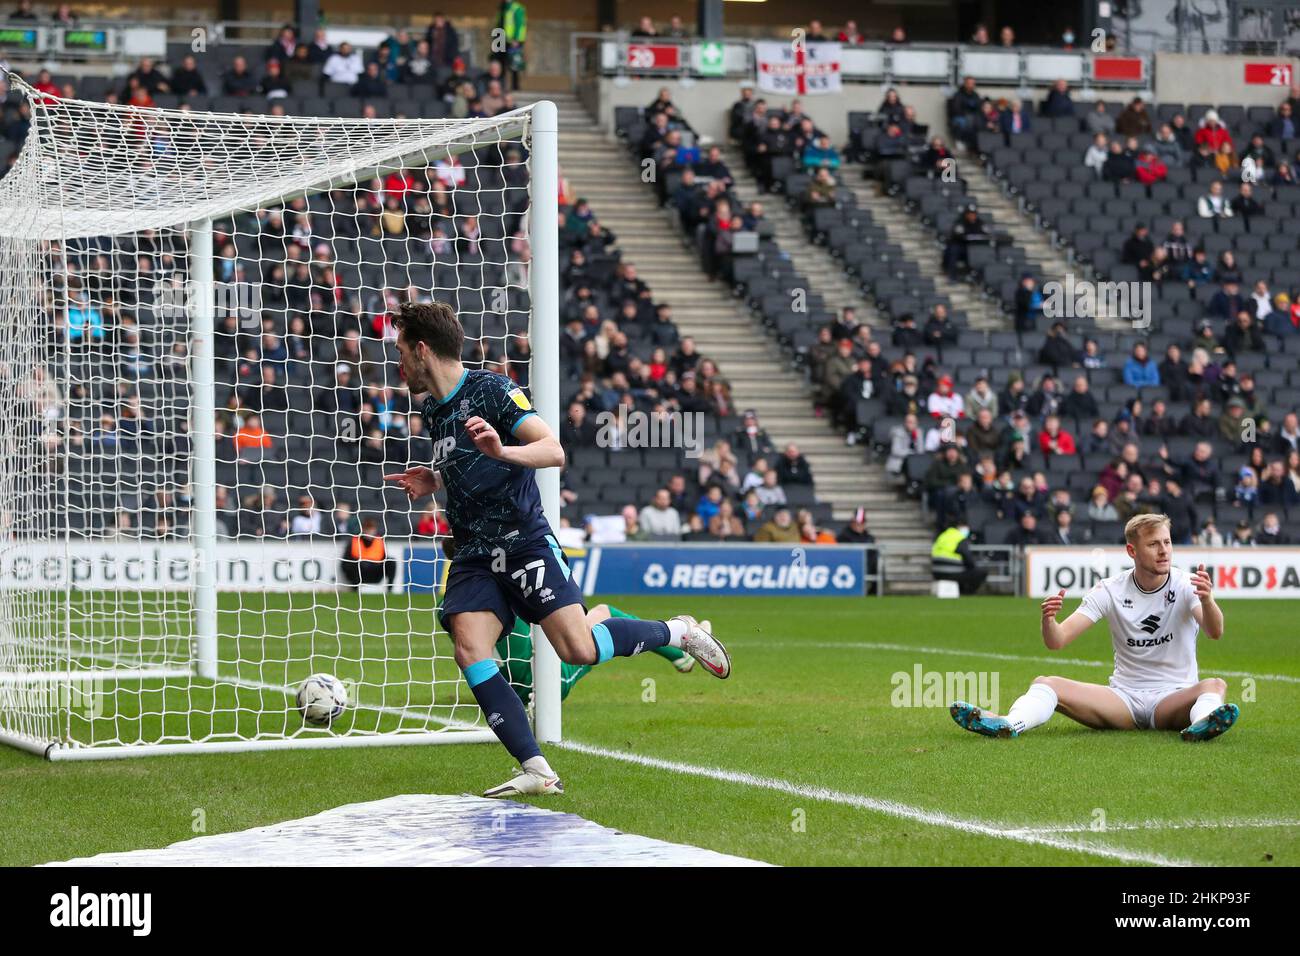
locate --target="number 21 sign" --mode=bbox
[1244,63,1293,86]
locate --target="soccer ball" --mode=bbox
[296,673,348,727]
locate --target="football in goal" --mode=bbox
[296,673,350,727]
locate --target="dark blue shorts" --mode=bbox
[438,534,585,634]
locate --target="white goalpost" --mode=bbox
[0,75,561,759]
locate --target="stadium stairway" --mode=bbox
[516,92,932,557]
[962,161,1130,332]
[715,144,884,327]
[839,175,1006,330]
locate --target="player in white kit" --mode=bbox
[950,513,1240,742]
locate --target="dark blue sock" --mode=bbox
[463,659,541,763]
[591,618,671,664]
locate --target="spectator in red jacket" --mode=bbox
[836,20,864,44]
[1194,110,1233,152]
[1135,147,1168,185]
[1039,414,1077,456]
[32,69,61,96]
[926,374,965,419]
[416,501,450,537]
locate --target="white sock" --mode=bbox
[523,755,556,779]
[666,619,690,648]
[1189,691,1224,725]
[1006,683,1058,735]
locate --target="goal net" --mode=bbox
[0,75,561,759]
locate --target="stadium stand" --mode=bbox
[5,24,850,549]
[608,72,1300,553]
[7,14,1300,564]
[836,81,1300,545]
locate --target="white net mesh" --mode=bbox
[0,76,541,753]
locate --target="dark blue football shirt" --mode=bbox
[418,369,551,558]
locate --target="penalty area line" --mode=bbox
[742,640,1300,685]
[1007,817,1300,835]
[553,738,1199,867]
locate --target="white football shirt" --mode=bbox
[1075,566,1202,689]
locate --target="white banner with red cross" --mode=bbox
[753,41,842,96]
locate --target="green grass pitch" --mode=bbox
[1,594,1296,866]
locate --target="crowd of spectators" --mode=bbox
[13,9,1299,557]
[552,149,844,545]
[885,316,1300,545]
[732,90,845,204]
[676,29,1298,554]
[1079,93,1300,351]
[14,39,546,540]
[797,78,1296,547]
[7,13,524,131]
[732,73,1300,547]
[966,79,1300,355]
[947,74,1035,153]
[622,16,1097,51]
[595,88,885,547]
[562,434,861,548]
[635,87,772,282]
[842,84,1009,293]
[720,58,1300,553]
[6,23,855,551]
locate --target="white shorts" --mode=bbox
[1106,682,1190,730]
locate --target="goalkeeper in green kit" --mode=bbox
[438,537,697,704]
[496,604,700,705]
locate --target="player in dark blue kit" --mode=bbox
[384,302,731,796]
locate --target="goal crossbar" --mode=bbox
[0,79,534,240]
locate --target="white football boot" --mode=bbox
[483,766,564,798]
[672,615,730,679]
[670,620,707,672]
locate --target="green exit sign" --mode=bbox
[698,41,724,76]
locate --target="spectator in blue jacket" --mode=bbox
[999,98,1033,140]
[1208,279,1247,321]
[1040,79,1075,117]
[66,286,105,343]
[1123,342,1161,387]
[801,133,841,172]
[1180,247,1214,287]
[695,484,724,524]
[1264,293,1298,338]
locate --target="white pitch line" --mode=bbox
[226,672,1206,866]
[14,641,481,733]
[741,640,1300,685]
[0,667,190,683]
[28,639,487,735]
[1007,818,1300,836]
[552,738,1198,867]
[218,671,484,733]
[44,651,1230,865]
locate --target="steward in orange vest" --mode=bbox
[340,518,396,591]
